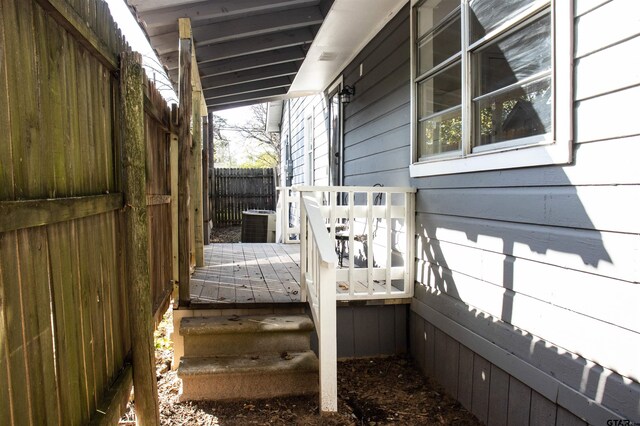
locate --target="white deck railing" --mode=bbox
[297,185,415,413]
[275,187,301,244]
[297,185,416,301]
[299,195,338,413]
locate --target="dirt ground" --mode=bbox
[209,226,242,243]
[121,308,480,425]
[120,226,480,425]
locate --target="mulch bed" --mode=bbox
[210,226,241,243]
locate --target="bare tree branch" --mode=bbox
[211,103,281,168]
[228,104,281,168]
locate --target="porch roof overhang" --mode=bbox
[125,0,406,112]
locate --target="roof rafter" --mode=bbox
[201,62,299,89]
[136,0,318,30]
[198,47,306,79]
[207,88,288,109]
[203,76,292,100]
[208,96,286,112]
[193,6,324,46]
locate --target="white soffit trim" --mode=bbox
[289,0,407,96]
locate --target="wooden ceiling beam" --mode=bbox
[128,0,204,13]
[203,77,291,100]
[168,46,305,81]
[208,96,286,112]
[200,62,299,89]
[192,6,323,46]
[198,47,306,79]
[136,0,318,29]
[197,28,315,63]
[156,24,315,60]
[207,88,288,110]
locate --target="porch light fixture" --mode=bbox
[339,85,355,104]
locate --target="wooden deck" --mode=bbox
[190,243,301,304]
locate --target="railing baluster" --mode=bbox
[348,190,355,297]
[367,191,374,296]
[385,191,392,295]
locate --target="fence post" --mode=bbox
[178,18,192,307]
[120,51,160,425]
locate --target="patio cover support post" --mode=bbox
[178,18,193,307]
[202,115,210,245]
[120,51,160,425]
[209,112,216,227]
[192,80,204,266]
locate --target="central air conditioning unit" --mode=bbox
[241,210,276,243]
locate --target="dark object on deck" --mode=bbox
[241,210,276,243]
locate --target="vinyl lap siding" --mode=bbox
[281,97,307,186]
[342,7,411,187]
[412,0,640,423]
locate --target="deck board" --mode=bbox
[191,243,301,304]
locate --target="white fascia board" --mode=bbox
[289,0,408,95]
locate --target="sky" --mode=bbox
[104,0,260,165]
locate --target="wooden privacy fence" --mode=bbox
[143,73,176,324]
[212,168,276,226]
[0,0,176,424]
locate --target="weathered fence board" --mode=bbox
[144,72,175,320]
[213,168,276,226]
[0,0,171,423]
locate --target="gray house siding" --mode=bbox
[342,7,411,188]
[334,0,639,424]
[409,0,640,424]
[280,97,306,187]
[308,304,408,359]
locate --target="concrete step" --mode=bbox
[178,351,319,401]
[180,314,314,357]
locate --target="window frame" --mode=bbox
[410,0,573,177]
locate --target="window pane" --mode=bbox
[418,63,461,118]
[418,108,462,158]
[418,14,461,74]
[474,13,551,96]
[469,0,536,42]
[475,76,551,147]
[417,0,459,37]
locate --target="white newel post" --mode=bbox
[319,258,337,413]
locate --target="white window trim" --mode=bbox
[409,0,573,177]
[304,110,314,185]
